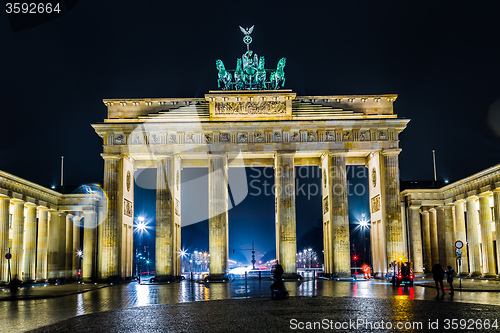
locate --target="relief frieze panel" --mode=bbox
[214,101,286,115]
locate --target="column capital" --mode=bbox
[381,149,402,156]
[409,205,421,210]
[428,207,436,213]
[454,199,466,204]
[328,151,347,157]
[275,151,295,156]
[25,202,37,208]
[420,209,429,215]
[101,153,120,160]
[479,191,493,198]
[493,188,500,194]
[466,195,478,201]
[154,153,174,160]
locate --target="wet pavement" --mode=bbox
[1,277,499,332]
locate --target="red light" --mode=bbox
[353,256,358,260]
[410,275,413,279]
[398,275,402,279]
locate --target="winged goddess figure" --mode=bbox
[239,25,254,50]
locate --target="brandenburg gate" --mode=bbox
[92,90,409,280]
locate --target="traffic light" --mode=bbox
[353,255,358,261]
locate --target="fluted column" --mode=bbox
[436,206,446,266]
[72,214,81,279]
[443,205,456,270]
[329,153,350,277]
[421,210,432,273]
[58,212,67,278]
[382,150,404,264]
[99,153,120,280]
[454,200,468,274]
[466,196,481,276]
[64,214,73,279]
[429,208,439,265]
[36,207,49,281]
[156,156,175,281]
[47,210,60,279]
[23,203,37,282]
[321,154,333,275]
[494,190,500,277]
[409,206,423,274]
[479,193,495,277]
[11,199,25,279]
[208,154,229,279]
[83,209,97,280]
[0,196,10,282]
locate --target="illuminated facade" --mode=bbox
[92,90,409,279]
[0,172,101,282]
[402,165,500,277]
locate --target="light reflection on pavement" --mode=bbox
[2,278,500,332]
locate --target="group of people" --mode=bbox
[431,263,455,295]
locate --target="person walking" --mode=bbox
[8,275,22,299]
[446,266,455,295]
[431,263,445,295]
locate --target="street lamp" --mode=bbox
[76,250,83,280]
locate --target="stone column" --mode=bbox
[23,203,37,282]
[466,196,481,276]
[421,210,432,273]
[454,200,469,274]
[11,199,25,279]
[443,205,456,270]
[36,207,49,281]
[409,206,423,274]
[99,154,120,280]
[494,190,500,277]
[479,193,496,277]
[208,154,229,280]
[436,206,446,266]
[83,209,97,281]
[47,210,60,279]
[382,150,404,264]
[428,208,439,266]
[0,196,10,283]
[65,214,73,279]
[329,153,350,277]
[72,214,81,279]
[156,156,176,281]
[58,212,67,279]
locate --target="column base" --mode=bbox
[481,273,497,279]
[470,271,482,277]
[332,272,352,279]
[282,273,302,280]
[152,275,183,283]
[204,274,229,282]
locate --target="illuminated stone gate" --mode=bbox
[92,90,409,280]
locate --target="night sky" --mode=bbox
[2,1,500,264]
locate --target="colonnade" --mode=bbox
[99,148,403,281]
[0,190,100,283]
[406,189,500,277]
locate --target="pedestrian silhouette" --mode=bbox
[446,266,455,295]
[8,275,22,299]
[431,264,445,295]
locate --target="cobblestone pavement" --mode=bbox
[0,282,109,301]
[30,296,500,333]
[2,278,500,332]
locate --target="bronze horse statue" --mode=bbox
[216,59,232,90]
[270,57,286,90]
